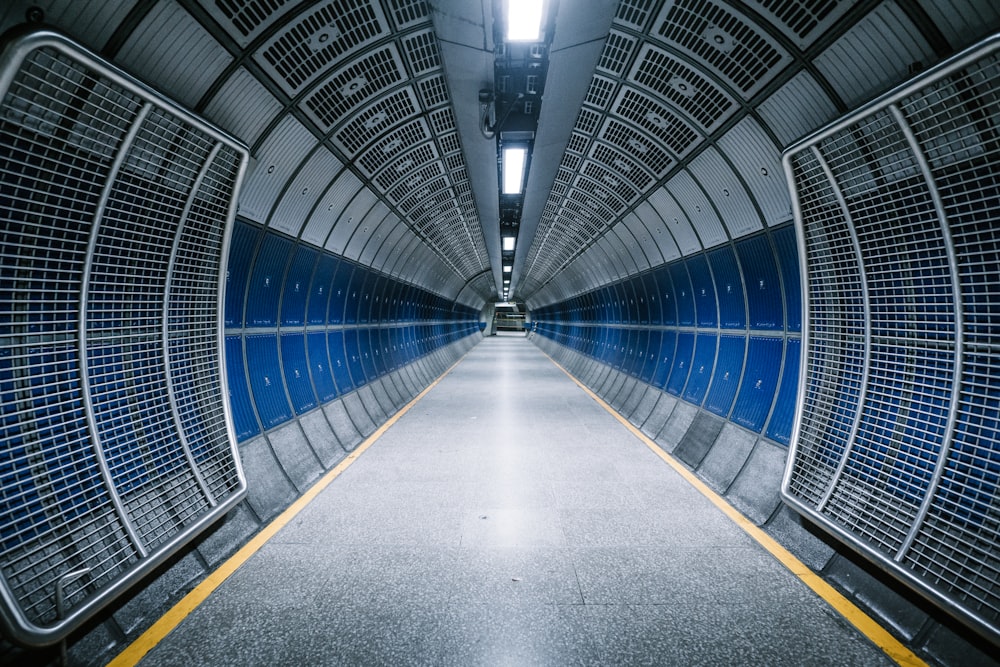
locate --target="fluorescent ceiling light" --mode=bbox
[507,0,543,41]
[502,147,526,194]
[504,279,510,284]
[503,236,515,251]
[503,264,512,272]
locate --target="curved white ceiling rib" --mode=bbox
[1,0,998,307]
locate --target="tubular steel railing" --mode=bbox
[782,33,1000,645]
[0,29,248,646]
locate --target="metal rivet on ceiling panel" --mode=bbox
[703,26,735,54]
[365,111,388,128]
[267,165,275,174]
[311,25,342,50]
[760,167,768,176]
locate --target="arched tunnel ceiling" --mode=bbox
[2,0,997,310]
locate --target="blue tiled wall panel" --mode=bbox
[344,329,367,385]
[327,331,353,393]
[281,245,317,326]
[630,330,649,377]
[640,330,661,383]
[766,338,801,445]
[709,247,746,330]
[737,235,783,330]
[651,331,675,388]
[642,273,660,325]
[245,334,292,429]
[359,329,378,379]
[654,267,676,326]
[670,264,695,326]
[225,335,259,441]
[667,332,695,395]
[358,273,377,324]
[224,221,260,327]
[246,233,293,327]
[307,331,337,401]
[773,224,802,332]
[307,255,338,325]
[683,333,718,405]
[280,333,317,414]
[343,267,364,325]
[731,336,783,432]
[687,255,717,328]
[704,335,746,417]
[328,261,350,325]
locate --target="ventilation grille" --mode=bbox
[301,44,406,132]
[613,87,700,159]
[256,0,389,94]
[331,86,419,156]
[653,0,792,98]
[744,0,854,49]
[0,30,247,646]
[783,35,1000,645]
[630,43,737,131]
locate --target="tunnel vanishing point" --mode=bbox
[1,1,1000,665]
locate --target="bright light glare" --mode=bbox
[503,264,512,272]
[503,236,515,251]
[507,0,543,41]
[502,147,527,194]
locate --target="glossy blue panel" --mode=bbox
[683,333,717,404]
[280,333,317,414]
[687,255,717,328]
[359,329,378,379]
[307,332,337,401]
[344,329,367,386]
[378,328,394,372]
[773,224,802,332]
[328,261,351,325]
[225,221,260,328]
[327,330,353,393]
[666,332,694,395]
[281,245,317,327]
[245,334,292,429]
[246,233,293,327]
[630,330,649,377]
[616,329,634,370]
[344,266,365,325]
[307,255,338,325]
[704,335,745,417]
[622,280,639,324]
[732,336,783,432]
[669,263,694,326]
[372,276,389,321]
[224,335,259,441]
[736,235,782,330]
[640,330,661,383]
[358,273,377,324]
[709,246,746,329]
[766,338,801,445]
[654,266,676,326]
[642,273,660,325]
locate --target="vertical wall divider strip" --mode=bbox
[888,105,964,562]
[77,103,155,559]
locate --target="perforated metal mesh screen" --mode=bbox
[782,34,1000,644]
[0,31,247,646]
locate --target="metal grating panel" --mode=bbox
[630,42,737,132]
[301,44,407,133]
[743,0,854,50]
[0,30,247,646]
[782,34,1000,645]
[256,0,390,95]
[331,86,420,157]
[652,0,793,98]
[612,86,701,159]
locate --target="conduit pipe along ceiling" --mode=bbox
[0,0,999,658]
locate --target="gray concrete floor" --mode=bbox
[138,337,895,666]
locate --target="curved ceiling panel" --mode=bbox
[203,67,284,147]
[270,147,345,237]
[237,116,317,223]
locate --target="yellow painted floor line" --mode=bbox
[544,353,928,667]
[107,356,466,667]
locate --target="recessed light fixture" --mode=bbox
[507,0,544,41]
[502,146,527,194]
[503,264,512,272]
[503,236,515,251]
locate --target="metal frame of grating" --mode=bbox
[0,29,248,646]
[782,33,1000,645]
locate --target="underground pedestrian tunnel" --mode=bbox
[1,1,999,665]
